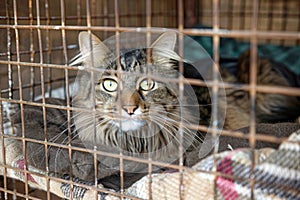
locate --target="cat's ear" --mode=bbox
[76,31,111,66]
[151,32,177,51]
[151,32,181,63]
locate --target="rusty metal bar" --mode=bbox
[249,0,259,198]
[35,0,52,199]
[45,0,53,99]
[4,2,13,197]
[0,44,77,57]
[212,0,221,199]
[0,0,299,199]
[59,0,74,197]
[5,0,13,100]
[178,0,185,199]
[113,0,125,196]
[145,0,153,199]
[0,11,177,22]
[0,76,8,200]
[189,7,300,19]
[1,76,76,96]
[0,24,299,39]
[12,0,29,198]
[29,0,35,101]
[85,0,100,198]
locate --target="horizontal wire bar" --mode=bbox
[1,76,76,95]
[0,44,77,57]
[0,11,177,21]
[0,25,299,39]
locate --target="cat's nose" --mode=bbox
[122,105,138,115]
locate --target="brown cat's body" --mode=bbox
[223,50,300,130]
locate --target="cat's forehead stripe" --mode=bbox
[118,49,145,71]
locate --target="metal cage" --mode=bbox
[0,0,299,199]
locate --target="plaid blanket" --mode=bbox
[127,130,300,199]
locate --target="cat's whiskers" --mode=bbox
[148,108,202,142]
[149,107,191,123]
[149,114,198,145]
[148,116,179,143]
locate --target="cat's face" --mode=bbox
[94,48,180,132]
[72,32,196,157]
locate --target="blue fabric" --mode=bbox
[190,25,300,74]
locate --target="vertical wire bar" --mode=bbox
[35,0,50,199]
[60,0,70,101]
[29,0,35,101]
[86,0,98,198]
[6,0,13,100]
[12,0,29,197]
[45,0,52,98]
[0,86,8,200]
[5,1,14,198]
[249,0,259,199]
[145,0,153,198]
[114,0,125,195]
[60,0,74,199]
[212,0,220,199]
[177,0,185,199]
[44,5,52,198]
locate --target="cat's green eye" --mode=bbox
[140,79,155,91]
[102,79,118,92]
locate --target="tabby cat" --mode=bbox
[71,32,201,167]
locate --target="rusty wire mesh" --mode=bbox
[0,0,299,199]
